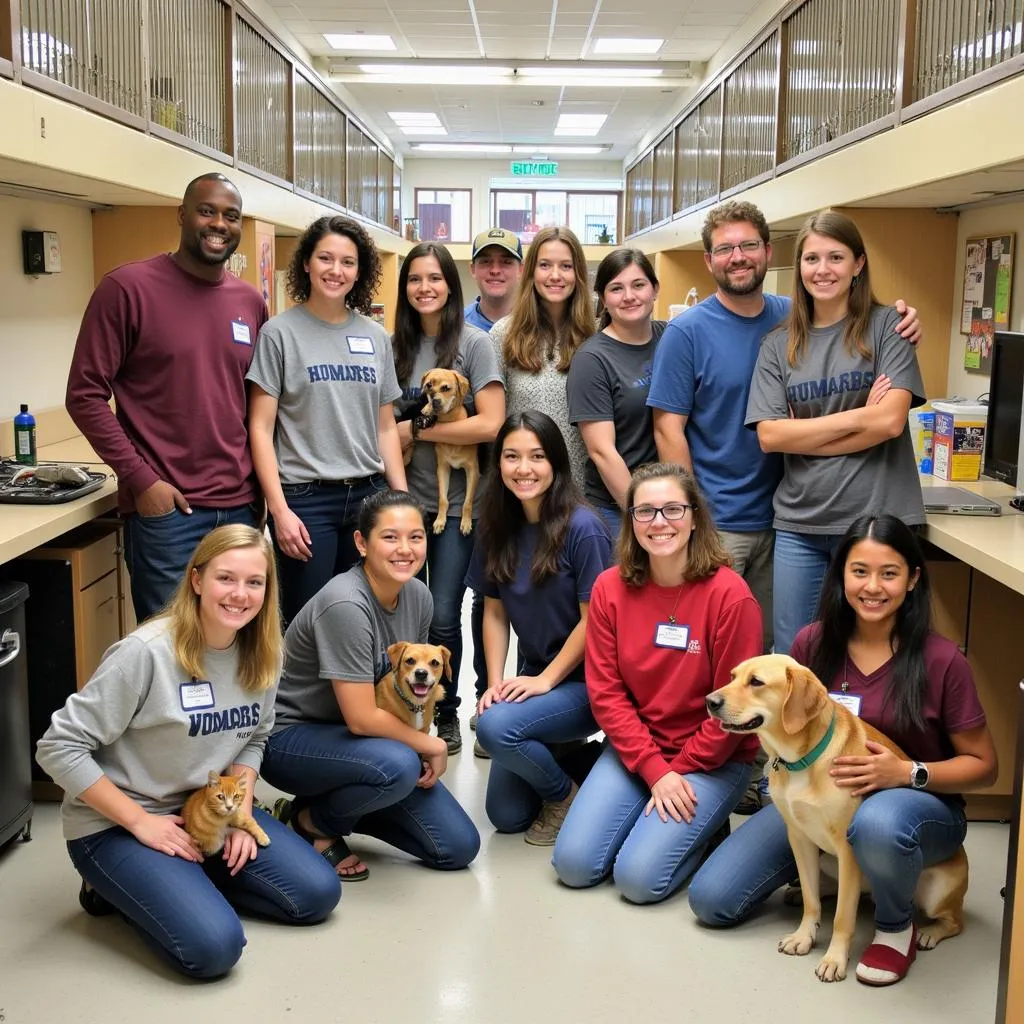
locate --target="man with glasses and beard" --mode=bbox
[66,173,267,621]
[646,200,920,813]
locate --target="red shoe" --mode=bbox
[855,925,918,987]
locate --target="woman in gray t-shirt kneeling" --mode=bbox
[745,208,927,656]
[260,489,480,880]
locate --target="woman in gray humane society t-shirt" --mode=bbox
[248,215,408,627]
[745,209,926,656]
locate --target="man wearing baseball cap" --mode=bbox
[464,227,523,332]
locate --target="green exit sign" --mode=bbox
[511,161,559,176]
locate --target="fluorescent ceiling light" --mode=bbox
[389,111,447,136]
[511,145,605,155]
[324,33,395,51]
[333,64,673,87]
[414,144,514,153]
[592,38,664,55]
[517,66,661,78]
[557,115,607,129]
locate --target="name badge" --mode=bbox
[231,320,252,346]
[829,692,862,717]
[180,681,215,711]
[347,336,375,355]
[654,623,690,649]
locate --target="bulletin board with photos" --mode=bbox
[962,232,1014,374]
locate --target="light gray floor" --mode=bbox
[0,600,1009,1023]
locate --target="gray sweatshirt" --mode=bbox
[36,618,278,841]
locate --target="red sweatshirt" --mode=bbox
[65,254,267,513]
[585,565,762,788]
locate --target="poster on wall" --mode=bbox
[961,233,1014,374]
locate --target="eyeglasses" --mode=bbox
[709,240,764,260]
[628,503,692,523]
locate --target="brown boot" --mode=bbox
[524,780,578,846]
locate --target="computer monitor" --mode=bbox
[983,330,1024,486]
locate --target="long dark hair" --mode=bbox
[286,215,382,312]
[393,242,464,387]
[810,515,930,733]
[787,208,878,369]
[594,248,658,330]
[478,411,585,585]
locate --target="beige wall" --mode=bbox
[0,196,93,416]
[946,199,1024,401]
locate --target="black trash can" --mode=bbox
[0,581,33,848]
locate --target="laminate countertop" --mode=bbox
[0,438,117,564]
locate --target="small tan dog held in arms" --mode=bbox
[408,368,479,536]
[181,771,271,856]
[706,654,968,984]
[375,641,451,734]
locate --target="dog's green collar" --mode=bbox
[771,710,837,773]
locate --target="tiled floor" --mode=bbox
[0,603,1009,1024]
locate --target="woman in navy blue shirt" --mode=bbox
[468,411,612,846]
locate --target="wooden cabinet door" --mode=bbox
[76,571,120,689]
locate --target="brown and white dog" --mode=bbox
[406,368,479,537]
[374,642,451,734]
[706,653,968,983]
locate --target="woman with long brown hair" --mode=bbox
[745,209,926,656]
[489,225,595,486]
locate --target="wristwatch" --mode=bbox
[910,761,929,789]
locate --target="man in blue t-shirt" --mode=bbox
[647,200,919,812]
[463,227,523,331]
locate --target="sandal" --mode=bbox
[289,804,369,881]
[855,925,918,986]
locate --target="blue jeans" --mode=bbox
[772,529,843,654]
[272,475,388,625]
[261,724,480,870]
[552,746,750,904]
[419,517,475,719]
[476,682,597,832]
[688,791,967,932]
[470,590,488,701]
[123,502,259,622]
[67,809,339,978]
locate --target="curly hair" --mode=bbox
[286,215,382,313]
[700,200,771,253]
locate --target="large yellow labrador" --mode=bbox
[706,654,967,983]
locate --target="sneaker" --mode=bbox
[436,716,463,754]
[473,737,491,759]
[469,712,478,732]
[525,780,578,846]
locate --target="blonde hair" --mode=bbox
[787,208,878,369]
[503,226,595,373]
[618,464,730,588]
[164,524,281,692]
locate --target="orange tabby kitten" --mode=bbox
[181,771,271,856]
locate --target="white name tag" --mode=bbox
[231,320,252,345]
[829,692,862,716]
[654,623,690,649]
[180,681,215,711]
[347,336,375,354]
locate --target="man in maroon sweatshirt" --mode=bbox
[66,173,268,621]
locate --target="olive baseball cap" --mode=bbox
[471,227,523,261]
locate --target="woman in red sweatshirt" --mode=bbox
[552,462,763,903]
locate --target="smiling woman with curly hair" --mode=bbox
[246,215,408,626]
